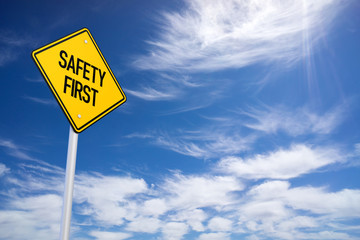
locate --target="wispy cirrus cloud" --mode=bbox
[0,138,63,173]
[128,129,254,159]
[0,30,37,66]
[0,138,37,161]
[242,104,345,136]
[126,101,345,160]
[134,0,343,72]
[23,96,57,106]
[128,0,345,105]
[24,76,44,83]
[0,163,9,176]
[124,73,221,108]
[125,87,178,101]
[124,72,202,102]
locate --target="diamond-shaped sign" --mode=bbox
[32,28,126,133]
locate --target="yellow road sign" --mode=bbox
[32,28,126,133]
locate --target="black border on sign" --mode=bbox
[31,28,126,133]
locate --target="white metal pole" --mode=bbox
[60,126,78,240]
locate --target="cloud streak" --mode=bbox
[0,163,9,176]
[125,87,178,101]
[23,96,58,106]
[218,144,342,179]
[0,138,64,173]
[0,30,37,66]
[242,104,345,136]
[134,0,343,72]
[132,129,254,159]
[0,138,38,161]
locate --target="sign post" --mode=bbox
[60,127,78,240]
[32,28,126,239]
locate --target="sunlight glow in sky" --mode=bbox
[0,0,360,239]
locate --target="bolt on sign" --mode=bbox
[32,28,126,133]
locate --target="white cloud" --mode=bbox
[235,180,360,239]
[218,144,342,179]
[242,105,344,136]
[208,217,233,232]
[0,163,9,176]
[74,174,148,225]
[241,199,291,224]
[89,231,132,240]
[277,216,318,232]
[123,71,204,102]
[162,173,244,210]
[0,48,17,66]
[285,187,360,218]
[141,129,254,159]
[3,162,64,195]
[125,87,178,101]
[299,231,352,240]
[169,209,207,232]
[1,150,359,240]
[355,143,360,155]
[0,156,65,240]
[128,104,344,160]
[135,0,343,72]
[245,180,360,220]
[155,134,209,158]
[23,96,57,106]
[0,194,62,240]
[162,222,189,240]
[198,232,231,240]
[0,138,37,161]
[125,217,161,233]
[24,76,44,83]
[141,198,169,217]
[0,31,35,47]
[0,31,37,66]
[11,194,62,218]
[0,138,64,177]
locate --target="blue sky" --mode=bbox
[0,0,360,239]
